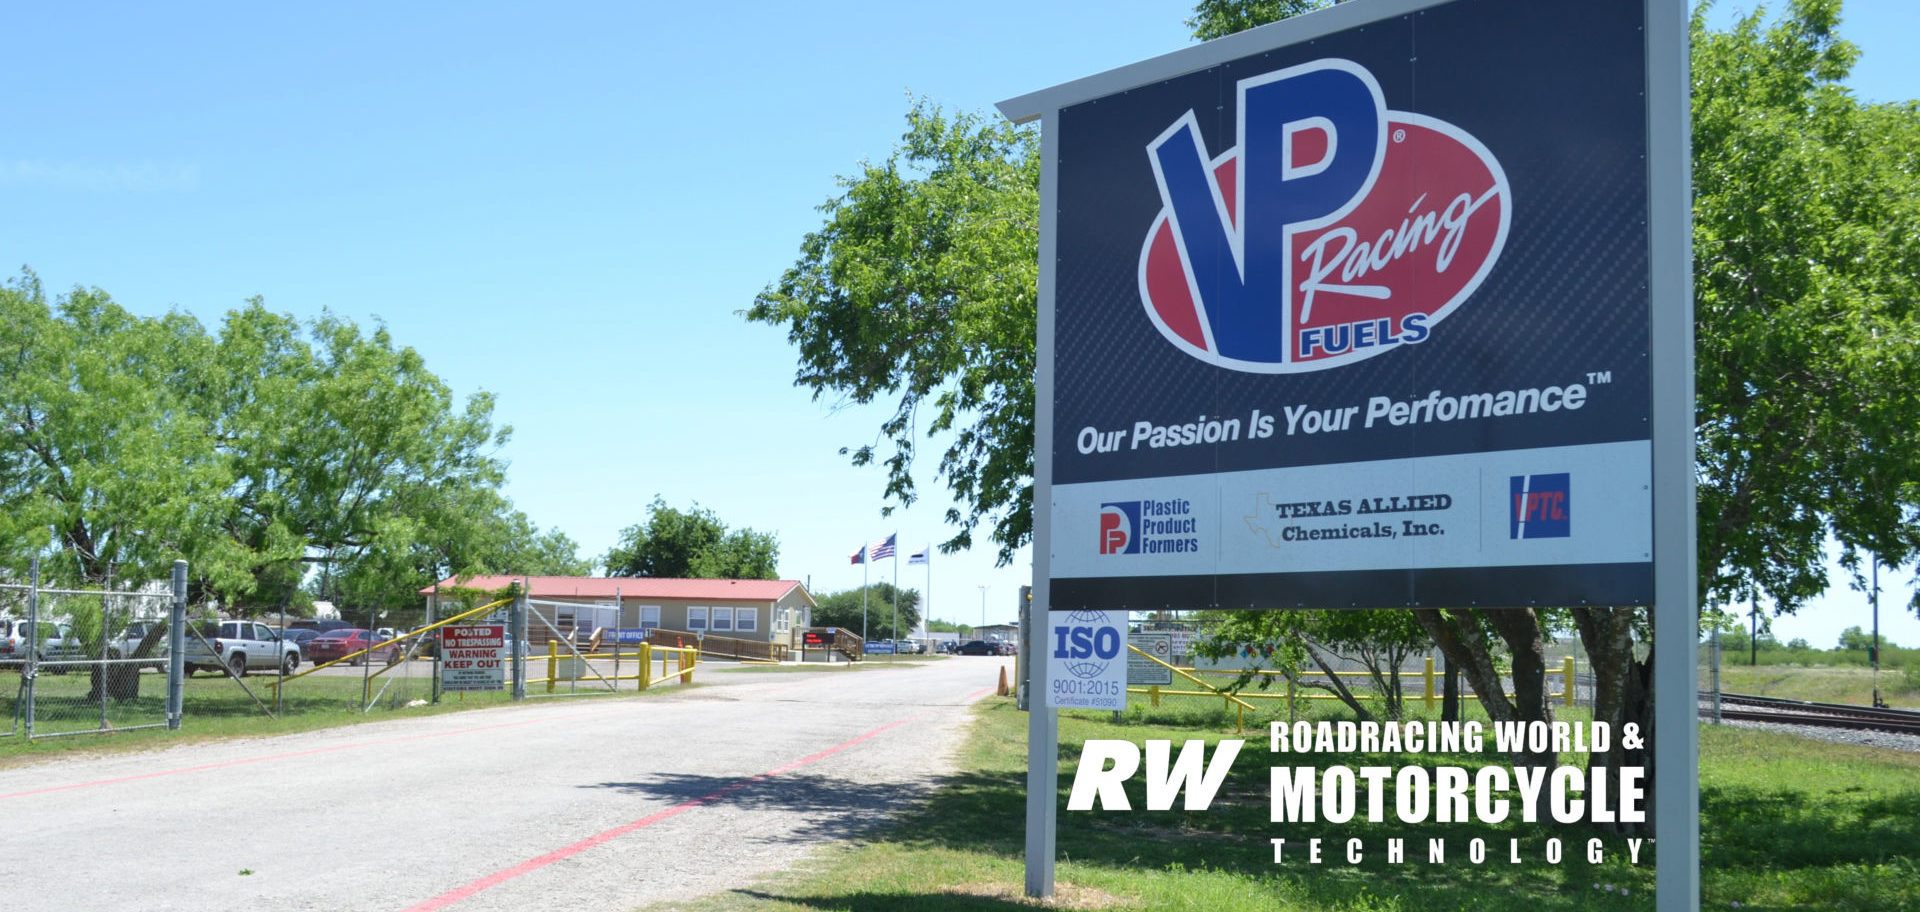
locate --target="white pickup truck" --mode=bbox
[181,619,300,677]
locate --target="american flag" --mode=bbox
[869,534,897,561]
[848,546,866,565]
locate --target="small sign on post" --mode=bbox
[1126,632,1174,686]
[1044,610,1127,711]
[439,625,505,693]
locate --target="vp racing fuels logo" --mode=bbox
[1099,499,1198,556]
[1141,59,1511,372]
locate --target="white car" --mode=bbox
[180,619,300,677]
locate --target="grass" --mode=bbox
[1712,663,1920,707]
[645,698,1920,912]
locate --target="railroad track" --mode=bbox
[1702,691,1920,736]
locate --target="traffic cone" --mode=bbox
[997,665,1010,696]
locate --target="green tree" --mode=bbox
[746,101,1039,565]
[0,272,526,619]
[1187,0,1334,40]
[604,497,779,580]
[812,581,922,641]
[1200,608,1429,720]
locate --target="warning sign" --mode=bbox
[440,624,505,692]
[1127,632,1173,686]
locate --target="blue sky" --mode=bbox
[4,1,1916,649]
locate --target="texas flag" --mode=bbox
[849,546,867,565]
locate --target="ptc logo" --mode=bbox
[1140,59,1511,372]
[1509,473,1571,539]
[1099,502,1141,554]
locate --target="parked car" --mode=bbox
[997,640,1018,656]
[111,620,170,669]
[305,628,373,666]
[0,620,84,670]
[181,619,300,677]
[0,617,27,664]
[288,618,354,634]
[277,628,322,651]
[957,640,998,656]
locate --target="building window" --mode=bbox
[687,606,708,630]
[735,607,757,633]
[639,605,660,630]
[711,607,734,632]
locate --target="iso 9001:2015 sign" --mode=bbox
[1042,0,1656,611]
[1046,610,1128,711]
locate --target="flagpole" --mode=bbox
[924,544,931,639]
[891,531,899,661]
[861,551,869,644]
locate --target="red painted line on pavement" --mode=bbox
[0,715,555,802]
[400,683,1000,911]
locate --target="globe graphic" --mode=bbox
[1063,610,1112,679]
[1067,659,1109,679]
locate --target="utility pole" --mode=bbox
[1872,560,1884,708]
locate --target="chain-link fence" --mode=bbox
[5,567,701,741]
[1064,635,1593,733]
[2,558,182,739]
[264,591,699,715]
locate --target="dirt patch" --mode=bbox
[946,881,1131,909]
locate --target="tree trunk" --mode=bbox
[1410,608,1519,723]
[1572,606,1655,836]
[1303,639,1375,722]
[1442,655,1460,722]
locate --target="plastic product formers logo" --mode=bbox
[1140,59,1511,372]
[1509,473,1571,539]
[1099,499,1199,556]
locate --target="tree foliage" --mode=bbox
[1691,0,1920,613]
[747,101,1039,565]
[812,581,922,641]
[0,271,565,618]
[603,497,779,580]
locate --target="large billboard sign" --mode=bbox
[1002,0,1695,905]
[1043,0,1657,610]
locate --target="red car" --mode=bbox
[305,628,373,666]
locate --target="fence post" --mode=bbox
[511,590,527,701]
[1424,656,1436,711]
[1149,685,1161,708]
[547,639,557,694]
[1563,656,1576,706]
[639,643,652,690]
[167,560,186,730]
[1286,675,1296,725]
[24,556,38,739]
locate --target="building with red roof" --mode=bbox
[420,575,816,646]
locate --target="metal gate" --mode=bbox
[3,558,187,740]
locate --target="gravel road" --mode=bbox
[0,656,1008,912]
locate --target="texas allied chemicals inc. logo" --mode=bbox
[1509,473,1571,539]
[1098,499,1199,555]
[1140,59,1510,372]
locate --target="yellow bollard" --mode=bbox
[1424,656,1436,710]
[640,643,652,690]
[547,640,557,694]
[1564,656,1576,706]
[1150,685,1161,708]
